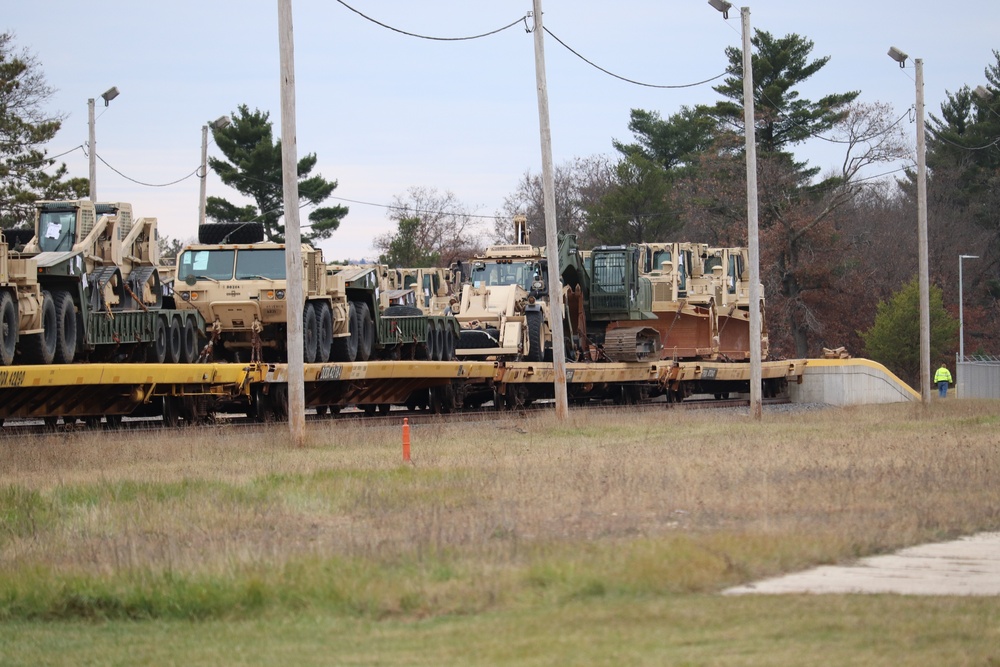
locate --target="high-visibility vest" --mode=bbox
[934,367,952,383]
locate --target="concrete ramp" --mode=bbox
[789,358,918,406]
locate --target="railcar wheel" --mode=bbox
[0,291,17,366]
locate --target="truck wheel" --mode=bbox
[315,301,332,363]
[422,321,438,361]
[525,311,544,362]
[303,301,318,364]
[355,302,374,361]
[0,291,17,366]
[166,316,183,363]
[331,302,358,362]
[146,315,169,364]
[441,323,455,361]
[180,316,200,363]
[22,290,57,365]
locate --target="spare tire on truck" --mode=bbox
[198,221,265,244]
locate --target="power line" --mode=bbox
[542,27,730,89]
[334,1,528,41]
[95,154,201,188]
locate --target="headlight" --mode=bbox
[180,292,190,301]
[275,289,286,300]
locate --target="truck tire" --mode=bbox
[0,291,17,366]
[423,321,438,361]
[180,316,200,363]
[166,316,183,363]
[331,302,358,362]
[52,290,78,364]
[355,302,374,361]
[146,314,168,364]
[441,323,455,361]
[525,310,544,362]
[21,290,57,365]
[197,221,265,245]
[433,322,445,361]
[302,301,318,364]
[315,301,332,363]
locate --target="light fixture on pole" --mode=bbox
[199,115,231,227]
[887,46,931,405]
[959,254,978,365]
[88,86,120,201]
[710,1,762,419]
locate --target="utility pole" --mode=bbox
[530,0,569,421]
[88,98,96,202]
[740,7,763,420]
[915,58,931,406]
[277,0,306,445]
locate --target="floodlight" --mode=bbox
[708,0,732,18]
[101,86,120,106]
[887,46,908,66]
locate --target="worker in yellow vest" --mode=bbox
[934,363,953,398]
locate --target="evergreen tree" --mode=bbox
[0,32,87,228]
[206,104,347,243]
[860,278,958,388]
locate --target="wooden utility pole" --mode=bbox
[915,58,931,406]
[277,0,306,445]
[530,0,569,421]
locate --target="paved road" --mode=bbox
[723,532,1000,596]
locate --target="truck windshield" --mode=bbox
[37,210,77,253]
[176,249,236,282]
[470,261,541,291]
[235,248,286,280]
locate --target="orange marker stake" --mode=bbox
[402,417,411,462]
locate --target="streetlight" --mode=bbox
[199,115,231,227]
[710,1,763,419]
[887,46,931,405]
[88,86,120,201]
[959,254,978,364]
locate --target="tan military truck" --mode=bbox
[451,216,554,361]
[0,200,203,365]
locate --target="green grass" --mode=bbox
[1,401,999,664]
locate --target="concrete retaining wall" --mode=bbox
[789,358,918,406]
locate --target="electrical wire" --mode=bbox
[95,154,201,188]
[334,0,527,41]
[2,144,86,168]
[542,27,730,90]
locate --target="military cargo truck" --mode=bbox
[0,200,204,365]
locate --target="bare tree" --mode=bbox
[493,155,614,246]
[373,186,484,267]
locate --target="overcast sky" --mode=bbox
[7,1,999,261]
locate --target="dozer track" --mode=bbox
[603,326,661,362]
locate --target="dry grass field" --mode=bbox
[1,400,999,665]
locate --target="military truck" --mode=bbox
[0,200,204,365]
[174,238,458,363]
[451,216,556,361]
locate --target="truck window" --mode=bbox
[235,248,286,280]
[177,249,236,282]
[37,210,77,253]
